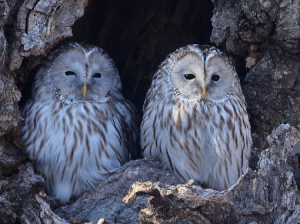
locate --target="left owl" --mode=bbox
[20,42,140,204]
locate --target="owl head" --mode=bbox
[160,44,239,103]
[33,42,123,103]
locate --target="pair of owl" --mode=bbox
[21,42,252,204]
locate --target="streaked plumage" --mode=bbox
[21,43,139,203]
[141,45,252,190]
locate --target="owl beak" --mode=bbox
[81,83,87,97]
[202,86,206,96]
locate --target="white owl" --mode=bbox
[141,45,252,191]
[21,43,140,203]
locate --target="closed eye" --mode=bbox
[65,71,76,76]
[184,74,195,80]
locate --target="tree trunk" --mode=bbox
[211,0,300,162]
[0,0,299,223]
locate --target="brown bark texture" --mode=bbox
[55,159,183,223]
[124,124,300,223]
[211,0,300,157]
[0,0,87,223]
[0,0,300,223]
[0,0,87,136]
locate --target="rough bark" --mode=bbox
[0,74,22,137]
[211,0,300,55]
[0,134,71,223]
[0,0,300,223]
[55,159,183,223]
[0,136,27,176]
[124,124,300,223]
[0,0,88,223]
[211,0,300,154]
[243,45,300,151]
[0,126,298,223]
[0,161,44,223]
[0,0,87,137]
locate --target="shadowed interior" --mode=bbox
[67,0,214,115]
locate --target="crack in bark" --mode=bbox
[25,0,40,35]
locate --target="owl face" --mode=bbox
[168,46,234,102]
[42,43,121,103]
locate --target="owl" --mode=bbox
[141,45,252,191]
[21,42,140,204]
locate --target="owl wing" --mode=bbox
[114,100,141,159]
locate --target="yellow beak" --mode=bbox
[81,83,87,97]
[202,86,206,96]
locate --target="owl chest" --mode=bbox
[26,102,124,161]
[151,103,235,155]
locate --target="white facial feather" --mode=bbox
[205,56,234,101]
[171,53,205,99]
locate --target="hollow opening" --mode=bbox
[62,0,214,114]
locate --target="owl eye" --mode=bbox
[184,74,195,80]
[65,71,76,76]
[93,73,101,78]
[212,75,220,81]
